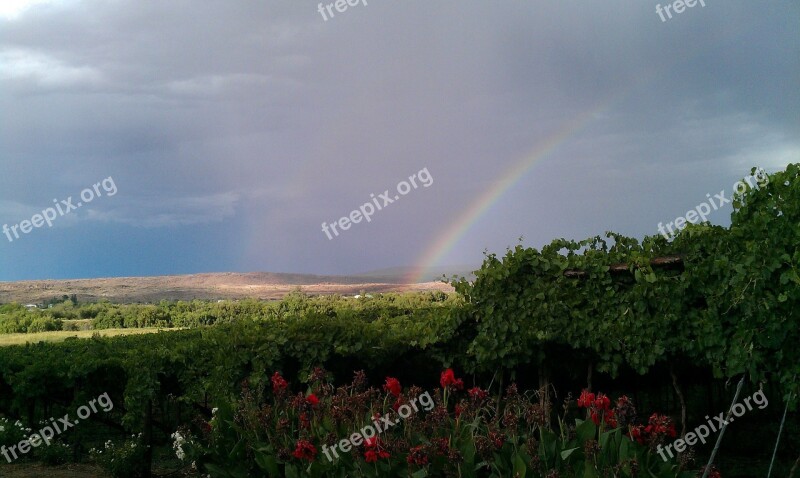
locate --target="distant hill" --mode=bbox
[355,265,478,283]
[0,272,454,304]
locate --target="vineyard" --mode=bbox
[0,164,799,477]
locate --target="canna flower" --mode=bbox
[594,393,611,411]
[604,408,618,428]
[468,387,489,401]
[383,377,402,397]
[363,437,390,462]
[590,410,601,426]
[271,372,288,392]
[407,445,428,465]
[629,425,646,444]
[440,369,464,390]
[292,440,317,461]
[577,390,595,408]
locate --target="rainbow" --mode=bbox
[410,100,616,284]
[408,40,726,284]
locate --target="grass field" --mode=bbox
[0,463,106,477]
[0,328,178,347]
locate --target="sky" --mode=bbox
[0,0,797,282]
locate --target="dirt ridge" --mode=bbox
[0,272,453,304]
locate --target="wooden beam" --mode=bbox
[563,255,684,278]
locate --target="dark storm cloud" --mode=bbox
[0,0,797,280]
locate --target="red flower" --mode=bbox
[363,437,390,462]
[699,466,722,478]
[489,431,504,449]
[577,390,595,408]
[648,413,676,437]
[306,393,319,407]
[440,369,464,390]
[299,412,310,429]
[271,372,288,392]
[590,410,601,425]
[604,408,617,428]
[383,377,402,397]
[440,369,455,388]
[629,414,675,445]
[594,393,611,411]
[292,440,317,461]
[468,387,488,401]
[454,404,463,417]
[629,425,646,444]
[407,445,428,466]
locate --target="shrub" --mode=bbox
[0,417,30,449]
[36,441,72,465]
[27,317,62,333]
[90,434,147,478]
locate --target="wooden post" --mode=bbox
[141,399,153,477]
[670,365,687,438]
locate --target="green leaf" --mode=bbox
[513,452,528,477]
[560,446,580,460]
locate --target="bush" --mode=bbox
[90,434,147,478]
[0,417,30,449]
[27,317,62,333]
[36,441,72,465]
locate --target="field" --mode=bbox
[0,327,175,347]
[0,463,105,477]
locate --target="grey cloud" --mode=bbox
[0,0,797,280]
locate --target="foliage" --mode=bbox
[449,165,800,404]
[0,416,30,449]
[0,310,62,333]
[183,368,695,477]
[89,434,147,478]
[36,441,72,466]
